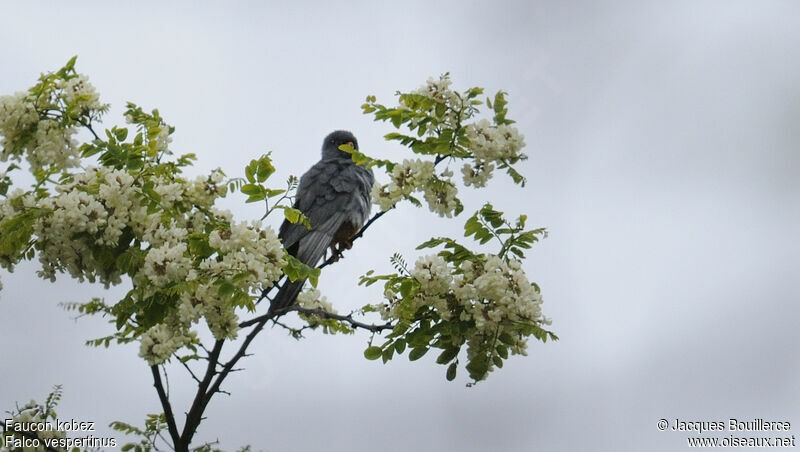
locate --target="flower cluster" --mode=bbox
[462,118,526,187]
[295,288,356,335]
[371,158,432,211]
[138,220,286,365]
[380,253,549,381]
[296,288,335,313]
[58,74,103,114]
[0,92,80,172]
[139,323,195,367]
[0,63,294,367]
[371,159,459,217]
[367,74,529,221]
[409,75,463,128]
[132,217,285,363]
[136,217,284,364]
[0,161,282,366]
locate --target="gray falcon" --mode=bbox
[269,130,374,314]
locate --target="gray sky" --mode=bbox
[1,1,799,451]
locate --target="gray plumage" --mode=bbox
[269,130,374,314]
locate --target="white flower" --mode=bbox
[411,255,452,295]
[142,242,191,287]
[384,253,548,380]
[153,124,172,152]
[187,169,227,207]
[28,119,80,171]
[423,177,459,218]
[297,288,336,313]
[139,323,190,365]
[466,119,526,164]
[461,162,495,188]
[153,178,183,208]
[411,75,462,127]
[206,220,285,293]
[370,182,397,212]
[0,92,38,158]
[58,74,103,112]
[372,159,452,216]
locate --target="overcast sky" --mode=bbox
[1,1,799,451]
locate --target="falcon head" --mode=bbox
[322,130,359,160]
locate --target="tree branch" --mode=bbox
[203,316,272,421]
[240,305,394,333]
[293,306,395,333]
[151,365,182,449]
[179,339,224,450]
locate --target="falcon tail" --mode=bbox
[268,229,332,315]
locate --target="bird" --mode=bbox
[269,130,374,314]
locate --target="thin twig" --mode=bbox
[174,353,202,384]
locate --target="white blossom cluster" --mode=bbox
[375,75,528,217]
[32,167,151,285]
[383,254,549,380]
[0,161,282,365]
[296,288,335,313]
[133,220,284,365]
[422,169,459,217]
[137,219,284,364]
[296,288,351,334]
[411,75,462,128]
[0,92,80,172]
[462,118,526,187]
[20,166,232,288]
[138,322,195,367]
[0,399,66,451]
[371,159,459,217]
[58,74,104,113]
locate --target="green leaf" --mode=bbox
[381,346,394,363]
[394,339,406,354]
[282,206,311,229]
[498,332,515,345]
[364,346,382,360]
[187,233,214,259]
[496,344,509,359]
[114,127,129,141]
[466,356,489,381]
[436,346,460,364]
[283,254,321,286]
[240,183,263,196]
[217,281,235,297]
[399,279,417,298]
[416,237,449,250]
[409,347,429,361]
[446,362,458,381]
[256,156,275,182]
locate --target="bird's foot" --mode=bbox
[327,244,343,262]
